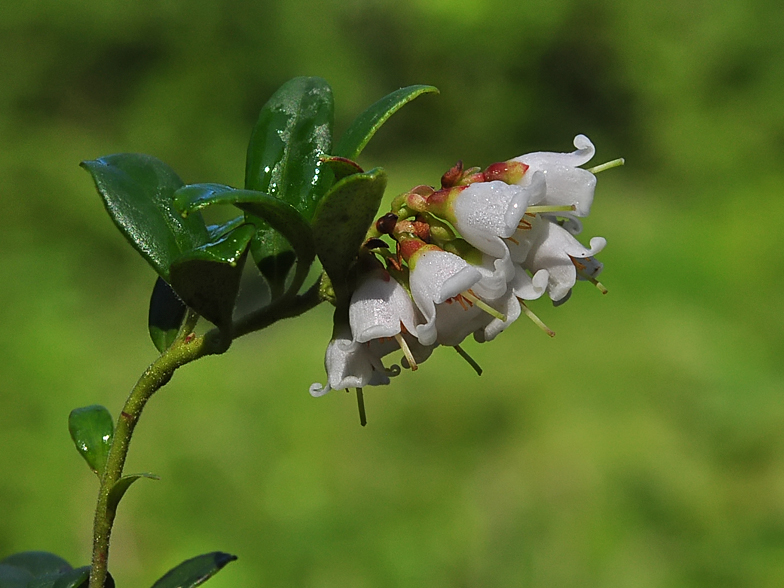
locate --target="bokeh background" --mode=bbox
[2,0,783,586]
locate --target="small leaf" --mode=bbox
[150,552,237,588]
[334,85,439,161]
[311,168,387,299]
[148,277,188,353]
[50,566,90,588]
[68,406,114,476]
[107,473,159,516]
[174,184,316,299]
[321,156,364,181]
[0,564,34,588]
[81,154,209,281]
[169,225,256,329]
[244,77,334,293]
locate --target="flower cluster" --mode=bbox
[311,135,620,401]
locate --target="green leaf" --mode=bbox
[0,553,71,579]
[0,564,34,588]
[334,85,439,161]
[68,406,114,476]
[148,277,188,353]
[107,473,159,516]
[81,154,209,281]
[174,184,316,298]
[244,77,334,217]
[311,168,387,299]
[169,225,256,329]
[150,552,237,588]
[244,77,334,292]
[50,566,90,588]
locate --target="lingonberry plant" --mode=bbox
[0,77,621,588]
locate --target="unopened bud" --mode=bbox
[441,161,464,188]
[376,212,398,235]
[483,161,528,184]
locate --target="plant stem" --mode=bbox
[87,287,324,588]
[88,325,221,588]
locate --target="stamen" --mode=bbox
[518,299,555,337]
[506,236,520,245]
[517,219,532,230]
[453,294,471,311]
[394,333,418,371]
[462,290,506,322]
[454,345,483,376]
[356,388,367,427]
[587,158,625,174]
[525,204,576,214]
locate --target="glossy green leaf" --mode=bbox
[334,85,439,161]
[150,552,237,588]
[244,77,334,292]
[107,473,159,516]
[244,77,334,217]
[81,154,209,281]
[0,564,34,588]
[169,225,255,329]
[311,168,387,299]
[68,406,114,476]
[0,553,71,579]
[174,184,316,298]
[148,277,188,353]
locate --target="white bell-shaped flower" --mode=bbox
[408,248,483,346]
[309,328,391,397]
[349,269,419,343]
[451,174,546,283]
[513,134,597,217]
[521,217,606,303]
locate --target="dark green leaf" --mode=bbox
[244,77,334,217]
[0,564,33,588]
[49,566,90,588]
[0,553,71,578]
[169,225,255,329]
[107,473,159,516]
[311,168,387,299]
[174,184,316,299]
[81,154,209,280]
[150,552,237,588]
[321,156,364,181]
[244,77,334,292]
[68,406,114,476]
[148,277,188,353]
[334,85,439,161]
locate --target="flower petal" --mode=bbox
[409,249,482,346]
[513,135,597,216]
[350,269,419,343]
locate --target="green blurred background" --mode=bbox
[1,0,783,586]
